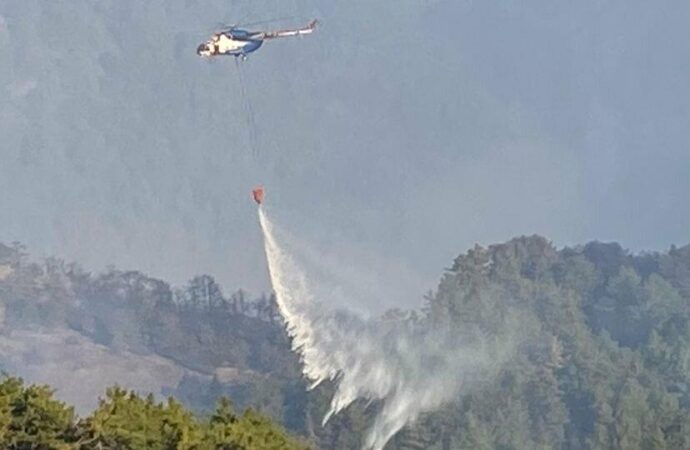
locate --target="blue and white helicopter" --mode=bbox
[196,19,318,60]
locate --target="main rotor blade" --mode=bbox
[236,16,302,29]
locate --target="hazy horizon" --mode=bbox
[1,0,688,310]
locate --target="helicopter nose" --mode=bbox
[196,44,207,55]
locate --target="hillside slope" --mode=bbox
[3,238,690,449]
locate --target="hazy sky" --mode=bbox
[1,0,688,310]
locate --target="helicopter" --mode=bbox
[196,19,318,60]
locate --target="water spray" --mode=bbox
[255,189,513,449]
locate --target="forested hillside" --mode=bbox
[0,241,306,426]
[3,237,690,449]
[386,237,690,449]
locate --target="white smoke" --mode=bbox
[258,208,514,449]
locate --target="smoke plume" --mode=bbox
[258,207,514,449]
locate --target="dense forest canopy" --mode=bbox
[2,237,690,449]
[0,375,310,449]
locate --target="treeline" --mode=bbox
[293,238,690,449]
[0,241,307,430]
[0,375,310,449]
[377,237,690,449]
[4,238,690,449]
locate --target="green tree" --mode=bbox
[0,376,77,449]
[202,398,311,450]
[80,387,201,449]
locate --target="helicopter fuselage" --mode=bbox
[197,30,264,58]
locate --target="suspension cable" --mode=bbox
[235,57,260,157]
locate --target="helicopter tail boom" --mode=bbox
[262,19,318,40]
